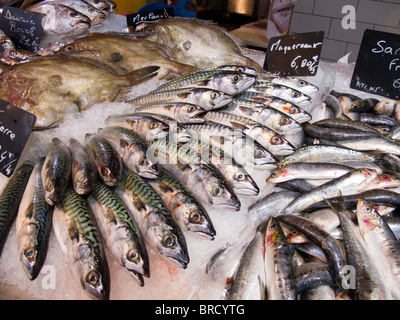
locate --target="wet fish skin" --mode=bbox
[134,102,206,124]
[16,159,53,280]
[336,136,400,155]
[327,198,387,300]
[224,230,266,300]
[69,138,97,195]
[42,138,72,206]
[264,217,297,300]
[28,3,91,35]
[276,214,347,291]
[267,162,353,183]
[148,138,241,210]
[88,181,150,285]
[257,74,319,95]
[53,186,110,300]
[84,133,122,187]
[145,168,216,239]
[98,126,159,179]
[182,138,259,196]
[294,262,334,295]
[130,87,233,111]
[356,198,400,299]
[0,162,33,257]
[104,113,169,142]
[283,168,378,214]
[115,168,189,269]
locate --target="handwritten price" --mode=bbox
[291,55,319,75]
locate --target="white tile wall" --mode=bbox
[289,0,400,62]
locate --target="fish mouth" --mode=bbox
[72,19,91,29]
[296,99,312,107]
[234,186,259,196]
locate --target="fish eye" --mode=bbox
[189,212,202,223]
[272,135,283,145]
[289,106,300,114]
[163,234,177,248]
[127,249,141,263]
[232,74,241,83]
[213,186,222,196]
[24,248,37,262]
[364,205,373,213]
[70,12,79,17]
[298,80,306,87]
[64,44,75,51]
[211,92,219,100]
[149,121,158,129]
[139,159,146,166]
[292,91,300,98]
[188,105,196,112]
[85,271,100,286]
[236,67,245,73]
[255,148,264,157]
[236,173,244,181]
[269,171,278,178]
[280,117,291,126]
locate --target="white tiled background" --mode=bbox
[290,0,400,62]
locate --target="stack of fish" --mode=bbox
[239,90,400,300]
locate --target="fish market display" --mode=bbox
[3,16,400,301]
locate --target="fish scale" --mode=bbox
[0,162,33,256]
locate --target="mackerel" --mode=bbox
[145,168,216,239]
[98,126,159,179]
[84,133,122,187]
[88,181,149,286]
[53,186,110,300]
[257,74,319,95]
[16,159,53,280]
[129,87,233,111]
[115,168,189,268]
[41,138,72,206]
[0,162,33,257]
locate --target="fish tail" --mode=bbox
[124,66,160,86]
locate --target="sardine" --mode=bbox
[84,133,122,187]
[53,187,110,300]
[283,168,378,214]
[224,230,266,300]
[203,111,295,156]
[294,262,334,294]
[0,162,33,257]
[373,99,398,116]
[115,168,189,268]
[147,138,241,210]
[68,138,97,195]
[336,136,400,155]
[267,162,353,183]
[327,198,387,300]
[104,113,169,142]
[88,181,149,286]
[134,102,206,123]
[41,138,72,206]
[264,217,297,300]
[145,168,216,239]
[356,199,400,299]
[16,159,53,280]
[276,214,347,290]
[98,126,159,179]
[129,88,233,111]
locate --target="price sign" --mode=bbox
[264,31,324,76]
[0,6,46,52]
[127,7,175,28]
[0,100,36,177]
[350,29,400,100]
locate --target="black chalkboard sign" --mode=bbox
[0,100,36,177]
[264,31,324,77]
[127,7,175,28]
[0,6,45,52]
[350,29,400,100]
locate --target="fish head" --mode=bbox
[266,167,289,183]
[174,126,191,143]
[197,89,233,110]
[81,265,110,300]
[72,169,97,195]
[138,118,169,142]
[152,222,189,269]
[43,4,91,34]
[265,217,280,246]
[286,88,312,106]
[118,239,150,279]
[84,0,111,13]
[203,174,241,211]
[269,134,295,156]
[17,230,43,281]
[278,115,302,135]
[126,147,159,179]
[174,196,216,239]
[227,165,259,196]
[179,103,207,123]
[356,199,384,233]
[214,73,257,95]
[98,162,121,187]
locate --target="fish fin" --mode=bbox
[324,193,355,220]
[238,106,256,116]
[229,121,248,130]
[120,139,129,149]
[130,194,146,212]
[124,66,160,87]
[177,92,191,100]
